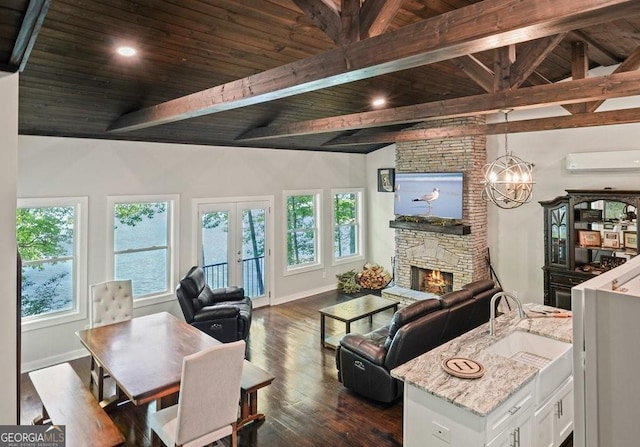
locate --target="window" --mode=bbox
[284,190,322,274]
[17,197,88,328]
[108,195,179,303]
[332,188,364,264]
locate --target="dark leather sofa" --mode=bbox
[335,279,501,403]
[176,266,252,343]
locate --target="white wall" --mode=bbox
[18,136,367,370]
[365,144,396,274]
[0,72,19,423]
[486,95,640,303]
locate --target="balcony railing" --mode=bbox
[202,256,265,298]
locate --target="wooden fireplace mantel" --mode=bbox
[389,220,471,235]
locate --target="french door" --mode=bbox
[196,199,271,308]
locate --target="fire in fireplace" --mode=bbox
[411,267,453,296]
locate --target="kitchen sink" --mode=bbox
[487,330,572,403]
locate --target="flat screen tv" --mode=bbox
[394,172,464,220]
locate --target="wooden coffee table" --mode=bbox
[319,295,399,348]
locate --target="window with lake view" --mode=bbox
[109,195,178,300]
[17,197,87,324]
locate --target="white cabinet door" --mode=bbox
[487,429,511,447]
[556,379,574,443]
[534,377,573,447]
[534,394,555,447]
[487,412,533,447]
[519,412,534,447]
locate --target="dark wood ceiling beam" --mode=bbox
[360,0,404,38]
[584,45,640,113]
[567,41,590,114]
[455,34,566,94]
[527,71,553,85]
[341,0,361,43]
[325,107,640,146]
[108,0,640,133]
[8,0,51,72]
[237,70,640,141]
[295,0,402,43]
[292,0,342,44]
[524,49,587,115]
[569,30,620,66]
[455,55,495,93]
[510,33,567,89]
[494,45,516,92]
[571,41,589,79]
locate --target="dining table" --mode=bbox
[76,311,275,428]
[76,311,224,408]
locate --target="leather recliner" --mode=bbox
[176,266,252,343]
[336,279,501,403]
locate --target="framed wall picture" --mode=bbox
[603,231,620,248]
[577,230,601,247]
[623,231,637,249]
[377,168,395,192]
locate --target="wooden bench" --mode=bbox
[238,360,275,429]
[29,362,125,447]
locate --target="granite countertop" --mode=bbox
[390,303,573,416]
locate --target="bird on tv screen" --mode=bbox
[394,172,464,220]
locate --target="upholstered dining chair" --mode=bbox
[150,340,246,447]
[89,279,133,401]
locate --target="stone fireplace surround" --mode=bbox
[382,117,490,305]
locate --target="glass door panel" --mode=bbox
[198,200,270,307]
[549,203,568,267]
[201,209,230,289]
[240,205,267,301]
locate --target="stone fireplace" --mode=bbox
[411,266,453,296]
[383,116,490,304]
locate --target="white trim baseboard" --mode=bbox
[21,348,89,373]
[271,284,337,306]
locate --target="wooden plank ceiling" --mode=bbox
[1,0,639,153]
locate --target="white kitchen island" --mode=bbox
[391,304,573,447]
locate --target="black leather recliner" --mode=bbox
[336,279,501,403]
[176,266,252,343]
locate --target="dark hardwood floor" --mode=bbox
[20,289,573,446]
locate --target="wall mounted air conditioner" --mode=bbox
[565,150,640,172]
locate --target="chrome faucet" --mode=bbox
[489,292,525,336]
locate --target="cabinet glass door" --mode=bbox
[549,203,568,267]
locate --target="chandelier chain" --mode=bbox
[504,111,509,155]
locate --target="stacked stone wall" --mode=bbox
[394,117,489,290]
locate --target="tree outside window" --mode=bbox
[333,191,361,260]
[17,204,77,318]
[286,192,320,270]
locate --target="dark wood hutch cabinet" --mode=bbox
[540,189,639,309]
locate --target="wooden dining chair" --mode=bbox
[89,279,133,402]
[150,340,246,447]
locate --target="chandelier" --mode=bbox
[482,110,534,209]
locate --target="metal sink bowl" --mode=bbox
[487,331,572,403]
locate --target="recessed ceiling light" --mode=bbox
[372,97,386,108]
[117,46,136,57]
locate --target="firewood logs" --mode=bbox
[355,263,391,290]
